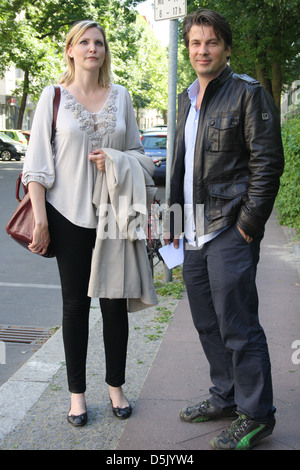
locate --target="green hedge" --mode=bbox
[275,114,300,234]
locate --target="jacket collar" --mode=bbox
[178,66,233,128]
[181,65,233,102]
[209,65,233,89]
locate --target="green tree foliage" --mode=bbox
[0,0,95,126]
[178,0,300,111]
[275,114,300,232]
[109,15,168,112]
[0,0,168,127]
[177,40,197,94]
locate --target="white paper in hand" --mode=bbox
[159,239,184,269]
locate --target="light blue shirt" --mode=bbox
[184,79,226,247]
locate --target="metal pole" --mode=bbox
[164,18,178,283]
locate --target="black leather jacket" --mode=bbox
[170,66,284,238]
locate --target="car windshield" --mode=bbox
[142,135,167,149]
[14,131,26,140]
[0,133,16,143]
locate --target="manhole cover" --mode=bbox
[0,325,53,344]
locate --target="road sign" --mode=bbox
[154,0,187,21]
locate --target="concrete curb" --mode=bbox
[0,303,100,444]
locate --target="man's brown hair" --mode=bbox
[183,9,232,56]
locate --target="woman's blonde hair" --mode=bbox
[59,20,112,87]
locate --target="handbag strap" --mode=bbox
[16,86,61,202]
[16,173,27,201]
[51,85,61,143]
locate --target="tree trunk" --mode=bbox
[17,69,29,129]
[255,63,272,95]
[271,62,282,113]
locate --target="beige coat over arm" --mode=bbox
[88,148,158,312]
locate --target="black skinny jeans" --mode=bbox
[47,202,128,393]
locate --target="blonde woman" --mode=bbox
[22,20,154,426]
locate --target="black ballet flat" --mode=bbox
[110,399,132,420]
[67,410,88,427]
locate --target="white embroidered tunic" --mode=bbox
[22,84,144,228]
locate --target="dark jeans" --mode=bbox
[47,202,128,393]
[182,225,275,421]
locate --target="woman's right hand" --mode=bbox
[27,181,50,255]
[89,149,107,172]
[29,223,51,255]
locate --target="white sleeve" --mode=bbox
[22,86,56,188]
[124,89,144,154]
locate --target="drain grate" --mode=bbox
[0,325,53,345]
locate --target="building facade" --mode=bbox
[0,68,33,131]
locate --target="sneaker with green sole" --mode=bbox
[179,399,237,423]
[210,413,276,450]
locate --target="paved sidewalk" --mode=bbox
[116,213,300,451]
[0,212,299,451]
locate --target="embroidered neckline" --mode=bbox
[62,86,118,148]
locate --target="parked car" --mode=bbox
[0,133,27,161]
[141,130,167,180]
[21,130,31,143]
[0,129,28,146]
[143,125,167,132]
[152,159,166,180]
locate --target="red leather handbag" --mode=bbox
[5,86,60,258]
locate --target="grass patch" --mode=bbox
[154,266,185,299]
[143,266,185,341]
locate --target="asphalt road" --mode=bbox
[0,159,166,387]
[0,160,62,387]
